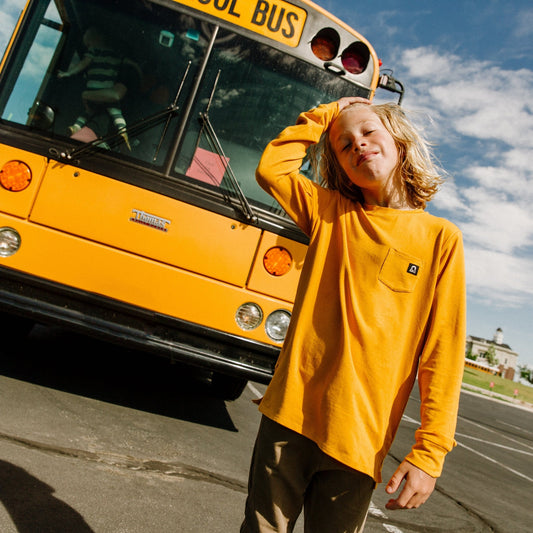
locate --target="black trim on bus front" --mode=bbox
[0,0,337,247]
[0,125,310,244]
[0,0,314,245]
[0,265,279,384]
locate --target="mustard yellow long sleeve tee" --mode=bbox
[256,102,466,483]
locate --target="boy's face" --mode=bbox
[329,106,399,198]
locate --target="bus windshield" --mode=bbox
[0,0,371,220]
[176,28,365,216]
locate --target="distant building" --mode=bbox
[465,328,518,380]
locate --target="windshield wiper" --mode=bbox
[196,71,257,223]
[153,61,191,162]
[49,62,191,162]
[49,106,177,162]
[198,111,257,223]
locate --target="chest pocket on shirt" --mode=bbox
[378,248,423,293]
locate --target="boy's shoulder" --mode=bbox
[422,210,462,237]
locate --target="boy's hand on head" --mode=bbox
[385,460,436,510]
[337,96,371,112]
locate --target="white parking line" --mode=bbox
[456,441,533,483]
[368,501,387,518]
[369,502,406,533]
[247,382,263,399]
[498,420,533,436]
[454,432,533,456]
[401,413,533,483]
[401,414,420,425]
[459,416,533,451]
[383,525,404,533]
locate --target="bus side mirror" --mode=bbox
[28,101,55,130]
[378,71,404,105]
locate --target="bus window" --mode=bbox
[0,0,209,163]
[2,3,62,127]
[174,29,370,218]
[0,0,375,221]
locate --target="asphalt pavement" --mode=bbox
[0,324,531,532]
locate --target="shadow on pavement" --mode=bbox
[0,459,94,533]
[0,324,238,432]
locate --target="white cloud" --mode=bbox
[398,46,533,306]
[0,1,23,53]
[460,187,533,253]
[503,147,533,173]
[465,247,533,306]
[401,48,533,147]
[465,163,532,199]
[513,8,533,40]
[432,179,468,214]
[401,49,457,84]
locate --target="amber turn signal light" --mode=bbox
[263,246,292,276]
[0,161,32,192]
[310,28,340,61]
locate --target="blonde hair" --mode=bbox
[309,103,444,209]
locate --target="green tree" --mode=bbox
[485,344,497,366]
[518,365,533,384]
[466,347,477,361]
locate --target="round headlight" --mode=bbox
[265,310,291,343]
[235,302,263,331]
[0,227,21,257]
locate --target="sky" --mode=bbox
[1,0,532,369]
[323,0,533,371]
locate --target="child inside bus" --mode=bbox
[58,27,130,149]
[240,97,466,533]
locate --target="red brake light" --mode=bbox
[341,42,370,74]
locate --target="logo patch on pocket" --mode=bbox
[407,263,419,276]
[379,249,422,292]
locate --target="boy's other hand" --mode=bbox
[385,460,436,510]
[337,96,371,112]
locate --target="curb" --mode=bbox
[461,383,533,412]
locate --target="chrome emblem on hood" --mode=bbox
[130,209,171,232]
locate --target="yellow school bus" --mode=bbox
[0,0,402,399]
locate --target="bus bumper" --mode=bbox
[0,266,278,384]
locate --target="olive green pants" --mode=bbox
[240,416,375,533]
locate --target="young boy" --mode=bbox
[240,97,466,533]
[59,27,130,148]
